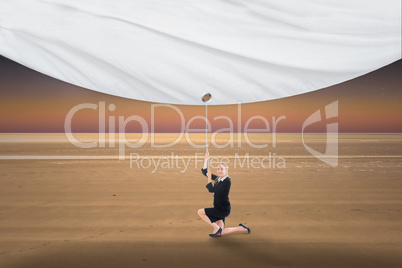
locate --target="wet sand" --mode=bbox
[1,134,402,267]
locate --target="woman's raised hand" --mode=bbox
[205,151,209,158]
[207,170,212,180]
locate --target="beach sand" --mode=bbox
[1,133,402,267]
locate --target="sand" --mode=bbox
[1,134,402,267]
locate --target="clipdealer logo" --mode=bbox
[63,100,339,170]
[302,101,338,167]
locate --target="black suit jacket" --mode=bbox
[201,168,231,212]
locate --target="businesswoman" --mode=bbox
[197,151,251,237]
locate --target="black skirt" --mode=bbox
[205,207,230,224]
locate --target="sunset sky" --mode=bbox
[0,55,401,133]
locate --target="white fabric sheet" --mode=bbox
[0,0,400,105]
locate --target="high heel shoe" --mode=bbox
[209,227,222,237]
[239,223,251,234]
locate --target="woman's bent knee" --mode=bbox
[197,208,205,216]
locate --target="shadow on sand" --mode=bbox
[5,236,402,268]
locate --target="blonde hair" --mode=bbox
[219,163,229,170]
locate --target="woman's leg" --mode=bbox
[215,220,248,236]
[197,209,220,232]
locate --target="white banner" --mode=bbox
[0,0,400,105]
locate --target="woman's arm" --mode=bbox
[202,169,217,182]
[205,169,215,193]
[201,152,218,180]
[203,151,213,184]
[207,178,231,194]
[201,151,217,191]
[207,170,213,185]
